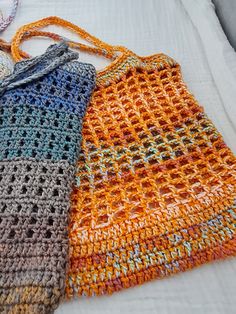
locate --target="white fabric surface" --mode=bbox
[1,0,236,313]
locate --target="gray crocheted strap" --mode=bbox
[0,42,79,95]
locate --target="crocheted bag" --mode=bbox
[0,41,96,313]
[11,17,236,299]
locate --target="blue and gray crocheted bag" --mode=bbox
[0,42,96,313]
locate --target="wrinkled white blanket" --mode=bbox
[1,0,236,313]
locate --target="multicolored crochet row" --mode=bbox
[67,49,236,297]
[0,43,96,313]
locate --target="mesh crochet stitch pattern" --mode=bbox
[0,43,96,313]
[67,48,236,297]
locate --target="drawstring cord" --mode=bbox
[0,41,78,95]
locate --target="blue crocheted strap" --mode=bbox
[0,104,83,163]
[0,42,77,90]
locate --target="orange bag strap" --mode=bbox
[0,38,28,58]
[11,16,126,62]
[0,38,12,52]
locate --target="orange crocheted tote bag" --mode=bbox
[11,17,236,298]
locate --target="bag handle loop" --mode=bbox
[11,16,127,62]
[0,38,28,59]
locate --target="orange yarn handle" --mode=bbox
[0,38,28,59]
[11,16,125,62]
[0,39,12,51]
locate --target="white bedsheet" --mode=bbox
[1,0,236,313]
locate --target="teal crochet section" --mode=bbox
[0,103,82,163]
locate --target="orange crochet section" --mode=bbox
[67,50,236,297]
[10,17,236,299]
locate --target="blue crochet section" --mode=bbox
[0,67,95,116]
[0,52,96,164]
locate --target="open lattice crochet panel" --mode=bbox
[0,45,96,313]
[67,51,236,297]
